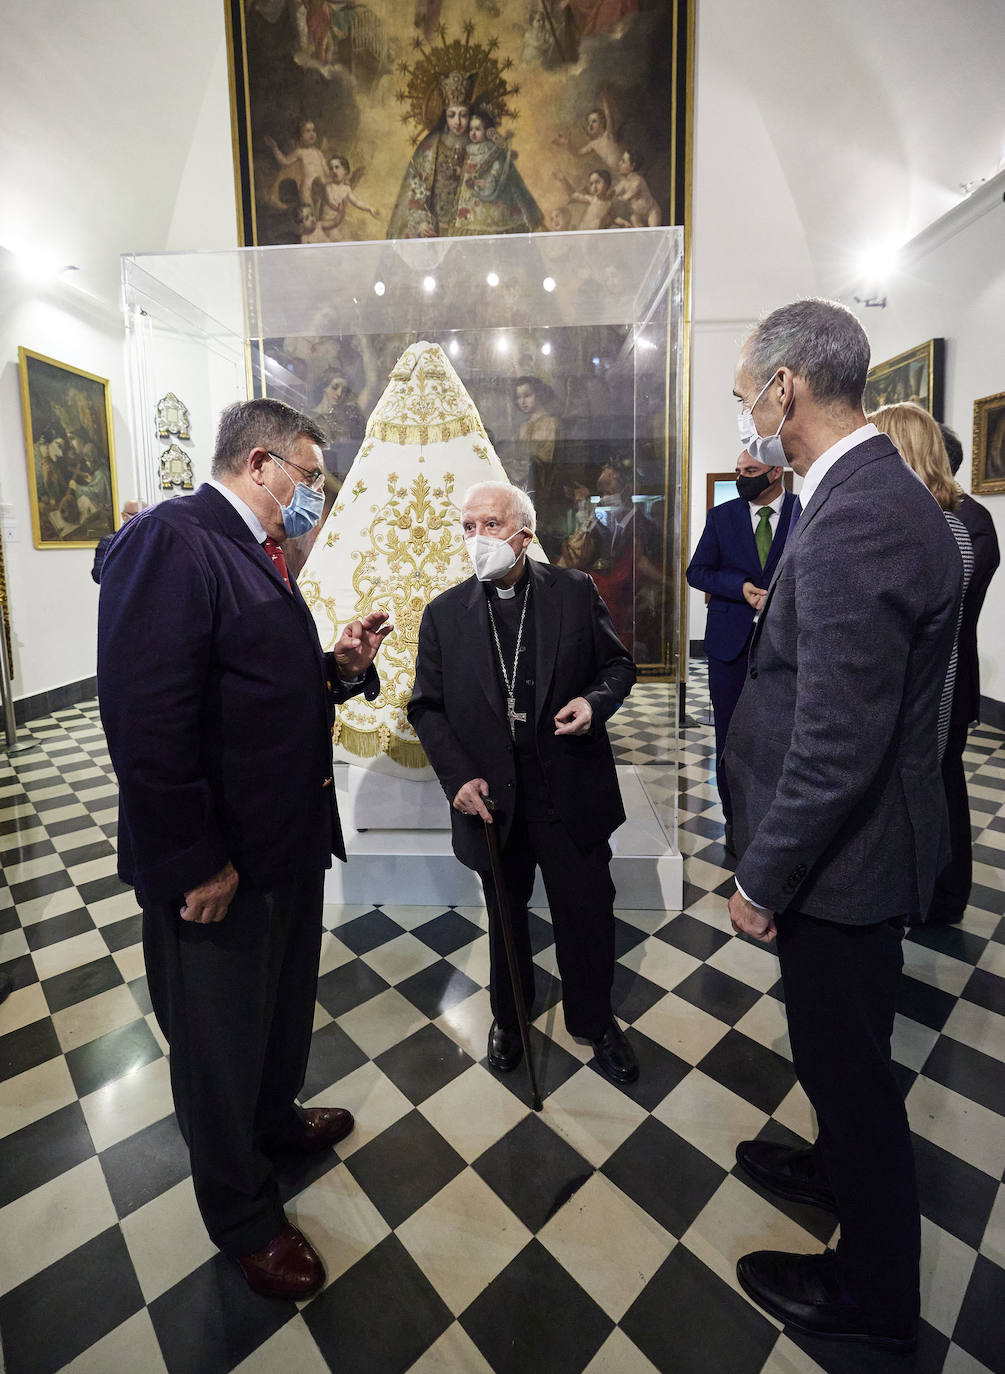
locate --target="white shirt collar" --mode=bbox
[798,423,879,514]
[208,478,268,543]
[748,492,784,516]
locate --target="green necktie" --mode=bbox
[755,506,773,568]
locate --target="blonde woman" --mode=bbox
[869,402,974,923]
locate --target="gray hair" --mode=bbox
[745,298,871,408]
[211,398,327,478]
[461,481,537,533]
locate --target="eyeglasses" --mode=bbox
[268,451,325,492]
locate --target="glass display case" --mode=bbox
[121,228,684,907]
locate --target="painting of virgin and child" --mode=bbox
[226,0,683,246]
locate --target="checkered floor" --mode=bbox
[1,675,1003,1374]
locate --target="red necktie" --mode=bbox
[263,536,291,591]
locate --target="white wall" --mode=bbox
[0,0,235,703]
[850,190,1005,705]
[0,281,133,698]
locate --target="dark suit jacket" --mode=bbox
[726,435,963,924]
[686,491,797,662]
[407,560,636,870]
[954,492,1000,723]
[97,484,378,908]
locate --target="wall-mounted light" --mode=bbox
[7,249,78,287]
[852,243,898,309]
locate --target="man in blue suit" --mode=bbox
[686,454,796,846]
[98,399,391,1300]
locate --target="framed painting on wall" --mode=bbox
[972,390,1005,496]
[17,348,119,550]
[864,338,945,420]
[224,0,693,248]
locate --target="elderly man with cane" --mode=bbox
[408,481,639,1087]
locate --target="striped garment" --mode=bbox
[938,509,974,758]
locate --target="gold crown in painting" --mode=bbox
[396,20,519,140]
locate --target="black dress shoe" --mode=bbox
[590,1019,639,1085]
[737,1250,917,1352]
[735,1139,837,1214]
[487,1020,523,1072]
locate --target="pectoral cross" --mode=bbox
[506,695,527,734]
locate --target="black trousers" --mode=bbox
[142,869,324,1257]
[776,909,920,1326]
[929,699,972,920]
[708,649,750,826]
[480,757,615,1040]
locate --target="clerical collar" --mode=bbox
[493,562,530,600]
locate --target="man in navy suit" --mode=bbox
[686,454,796,845]
[98,399,391,1300]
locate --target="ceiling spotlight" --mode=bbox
[496,335,510,354]
[373,280,386,296]
[542,277,556,292]
[486,271,499,287]
[448,339,460,357]
[423,275,436,292]
[541,341,552,356]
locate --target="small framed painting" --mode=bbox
[18,348,119,549]
[863,338,945,420]
[972,390,1005,496]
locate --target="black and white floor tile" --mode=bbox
[1,676,1003,1373]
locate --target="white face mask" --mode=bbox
[466,528,528,582]
[738,373,791,468]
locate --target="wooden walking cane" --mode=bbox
[483,799,543,1111]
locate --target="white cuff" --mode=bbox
[735,877,771,913]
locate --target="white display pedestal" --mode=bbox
[325,764,682,912]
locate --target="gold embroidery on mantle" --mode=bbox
[300,467,469,769]
[365,341,487,447]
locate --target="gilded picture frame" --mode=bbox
[17,348,120,550]
[224,0,691,248]
[864,338,945,420]
[972,390,1005,496]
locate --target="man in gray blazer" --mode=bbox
[724,300,963,1352]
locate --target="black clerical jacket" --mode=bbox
[408,560,636,870]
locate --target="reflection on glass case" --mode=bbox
[122,229,683,844]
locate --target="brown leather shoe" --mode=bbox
[284,1107,354,1153]
[237,1223,325,1299]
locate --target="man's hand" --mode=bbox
[742,580,767,612]
[728,889,776,942]
[453,778,492,823]
[554,697,593,736]
[334,609,393,679]
[181,862,239,925]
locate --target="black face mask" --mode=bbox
[736,471,773,502]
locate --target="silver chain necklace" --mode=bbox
[486,588,529,736]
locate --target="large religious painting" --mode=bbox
[225,1,692,674]
[864,338,945,421]
[17,349,119,550]
[226,1,690,246]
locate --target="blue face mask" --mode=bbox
[266,459,325,538]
